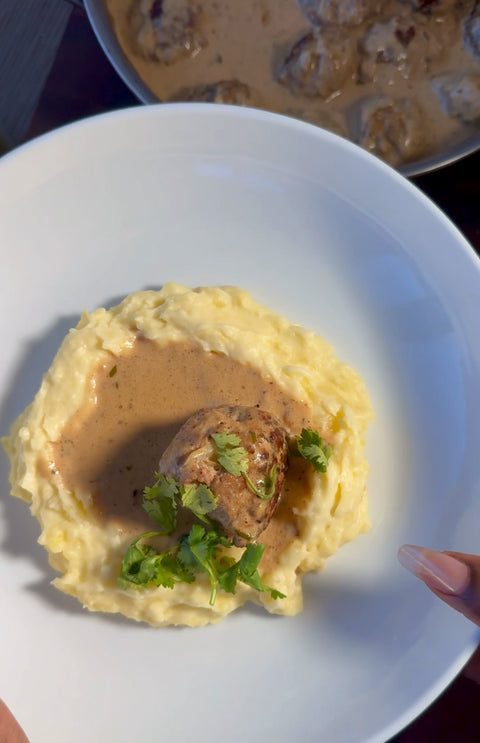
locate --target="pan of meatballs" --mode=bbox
[84,0,480,175]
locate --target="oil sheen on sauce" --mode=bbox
[50,340,315,572]
[104,0,480,165]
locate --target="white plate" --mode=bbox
[0,104,479,743]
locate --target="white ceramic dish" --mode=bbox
[0,104,479,743]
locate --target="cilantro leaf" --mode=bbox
[119,526,285,604]
[177,524,230,605]
[118,532,195,590]
[296,428,332,473]
[142,473,180,534]
[120,467,287,604]
[237,543,286,599]
[181,483,217,523]
[218,542,286,600]
[243,465,277,501]
[211,432,248,476]
[217,563,239,594]
[212,431,276,500]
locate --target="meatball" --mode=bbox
[297,0,383,27]
[350,95,426,165]
[464,1,480,61]
[432,71,480,123]
[277,29,356,99]
[130,0,204,64]
[358,15,441,82]
[159,405,289,545]
[170,80,253,105]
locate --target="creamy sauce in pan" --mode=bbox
[51,339,314,570]
[105,0,480,166]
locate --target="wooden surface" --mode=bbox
[2,3,480,742]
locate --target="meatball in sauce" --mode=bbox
[159,405,289,545]
[106,0,480,167]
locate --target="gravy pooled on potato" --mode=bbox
[4,284,373,627]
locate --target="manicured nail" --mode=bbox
[398,544,470,596]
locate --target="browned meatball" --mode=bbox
[170,80,253,105]
[130,0,205,64]
[277,29,356,99]
[432,72,480,123]
[298,0,383,27]
[357,14,442,83]
[159,405,289,545]
[350,95,426,165]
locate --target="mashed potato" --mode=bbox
[3,283,373,627]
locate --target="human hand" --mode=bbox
[398,545,480,682]
[0,700,30,743]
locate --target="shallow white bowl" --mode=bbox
[0,104,479,743]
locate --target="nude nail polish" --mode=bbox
[398,544,471,595]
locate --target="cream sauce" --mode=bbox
[50,339,315,569]
[105,0,480,165]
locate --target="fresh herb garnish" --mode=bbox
[181,482,218,523]
[118,531,195,590]
[218,542,285,600]
[119,437,287,604]
[109,365,117,377]
[142,472,218,533]
[211,431,277,500]
[296,428,332,473]
[211,432,248,476]
[119,525,285,605]
[242,466,277,500]
[142,473,180,534]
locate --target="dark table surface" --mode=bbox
[9,4,480,742]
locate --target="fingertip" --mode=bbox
[397,544,471,596]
